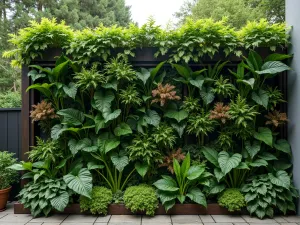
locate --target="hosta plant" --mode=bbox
[241,171,298,219]
[18,178,71,217]
[153,153,210,211]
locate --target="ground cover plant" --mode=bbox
[7,18,298,219]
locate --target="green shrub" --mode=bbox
[124,184,158,216]
[218,188,246,212]
[80,186,112,215]
[241,172,299,219]
[0,91,21,108]
[0,151,18,189]
[18,178,70,217]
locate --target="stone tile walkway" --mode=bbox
[1,203,300,225]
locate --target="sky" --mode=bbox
[125,0,186,27]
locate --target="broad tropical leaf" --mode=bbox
[57,108,84,126]
[171,122,186,138]
[269,170,290,189]
[200,87,215,105]
[256,61,290,75]
[102,109,121,123]
[254,127,273,147]
[218,151,242,175]
[136,68,151,85]
[202,147,219,167]
[153,177,179,192]
[144,110,161,127]
[26,83,53,98]
[63,168,92,198]
[94,90,115,112]
[63,82,77,99]
[135,161,148,177]
[50,191,69,212]
[245,140,261,159]
[114,123,132,136]
[252,89,269,109]
[274,139,291,155]
[187,187,207,207]
[164,109,188,123]
[111,151,129,171]
[237,78,255,89]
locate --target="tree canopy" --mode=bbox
[175,0,285,28]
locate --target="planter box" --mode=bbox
[14,202,240,215]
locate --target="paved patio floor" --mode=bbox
[1,203,300,225]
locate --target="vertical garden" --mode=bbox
[4,18,298,219]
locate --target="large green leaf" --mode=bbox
[264,54,292,62]
[214,168,225,182]
[190,77,204,90]
[180,152,190,179]
[254,127,273,147]
[237,78,255,89]
[94,113,106,134]
[164,109,188,123]
[63,168,92,198]
[173,64,190,80]
[258,152,278,161]
[269,170,290,189]
[187,165,205,180]
[52,59,69,80]
[135,161,148,178]
[57,108,84,126]
[28,70,46,81]
[245,140,261,159]
[144,110,161,127]
[51,124,67,140]
[157,190,177,205]
[94,90,115,112]
[274,139,291,155]
[187,187,207,207]
[250,159,268,167]
[114,123,132,136]
[171,122,186,138]
[97,133,120,153]
[150,61,165,80]
[153,177,179,192]
[246,50,263,71]
[103,109,121,123]
[111,151,129,171]
[218,151,242,175]
[252,89,269,109]
[50,191,69,212]
[63,82,77,99]
[202,147,219,167]
[26,83,53,98]
[256,61,290,75]
[200,87,215,105]
[136,68,151,85]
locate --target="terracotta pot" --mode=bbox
[0,187,11,212]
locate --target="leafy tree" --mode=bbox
[175,0,285,28]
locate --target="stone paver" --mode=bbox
[284,216,300,223]
[142,215,171,223]
[63,214,97,223]
[30,214,67,223]
[171,215,202,224]
[0,214,32,223]
[95,215,111,223]
[212,215,245,223]
[109,215,141,224]
[242,215,278,223]
[200,215,215,223]
[203,223,233,225]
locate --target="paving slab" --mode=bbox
[199,215,215,223]
[63,214,97,223]
[26,223,43,225]
[212,215,245,223]
[203,223,233,225]
[0,214,32,223]
[242,215,277,223]
[171,215,202,224]
[283,216,300,223]
[61,223,94,225]
[109,215,141,223]
[0,223,27,225]
[173,223,203,225]
[280,223,298,225]
[142,215,171,223]
[95,215,111,223]
[30,214,67,223]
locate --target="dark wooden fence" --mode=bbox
[0,108,22,160]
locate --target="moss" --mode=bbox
[124,184,158,216]
[218,188,246,212]
[80,186,112,215]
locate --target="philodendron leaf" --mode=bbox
[103,109,121,123]
[190,77,204,90]
[102,78,118,91]
[252,89,269,109]
[264,53,292,62]
[187,165,205,180]
[28,70,46,81]
[274,139,291,155]
[250,159,268,167]
[218,151,242,175]
[51,124,66,140]
[63,168,92,198]
[245,140,261,159]
[254,127,273,147]
[237,78,255,89]
[94,90,115,112]
[269,170,291,189]
[135,161,149,177]
[153,177,179,192]
[171,122,186,138]
[87,162,104,170]
[63,82,77,99]
[94,113,106,134]
[26,83,53,98]
[164,109,188,123]
[214,168,225,182]
[97,133,120,153]
[114,123,132,136]
[111,151,129,171]
[256,61,291,75]
[144,110,161,127]
[202,147,219,167]
[57,108,84,126]
[187,187,207,207]
[200,87,215,105]
[136,68,151,85]
[50,191,69,212]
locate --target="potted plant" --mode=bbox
[0,151,17,211]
